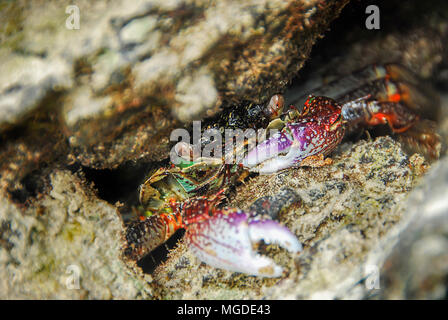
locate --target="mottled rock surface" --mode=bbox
[0,170,151,299]
[376,157,448,299]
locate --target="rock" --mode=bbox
[376,157,448,299]
[0,170,151,299]
[249,188,301,220]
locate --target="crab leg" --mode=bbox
[123,211,183,261]
[185,209,302,277]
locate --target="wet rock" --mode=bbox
[376,157,448,299]
[249,188,301,220]
[0,170,151,299]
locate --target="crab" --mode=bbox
[243,63,441,173]
[138,148,246,214]
[123,63,440,277]
[126,153,298,277]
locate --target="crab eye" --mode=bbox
[265,94,285,119]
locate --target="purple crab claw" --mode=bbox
[242,122,318,174]
[242,119,344,174]
[242,129,293,170]
[242,96,346,174]
[243,137,306,174]
[184,210,302,277]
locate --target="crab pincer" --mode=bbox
[242,96,345,174]
[184,209,302,277]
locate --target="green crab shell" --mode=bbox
[138,160,229,211]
